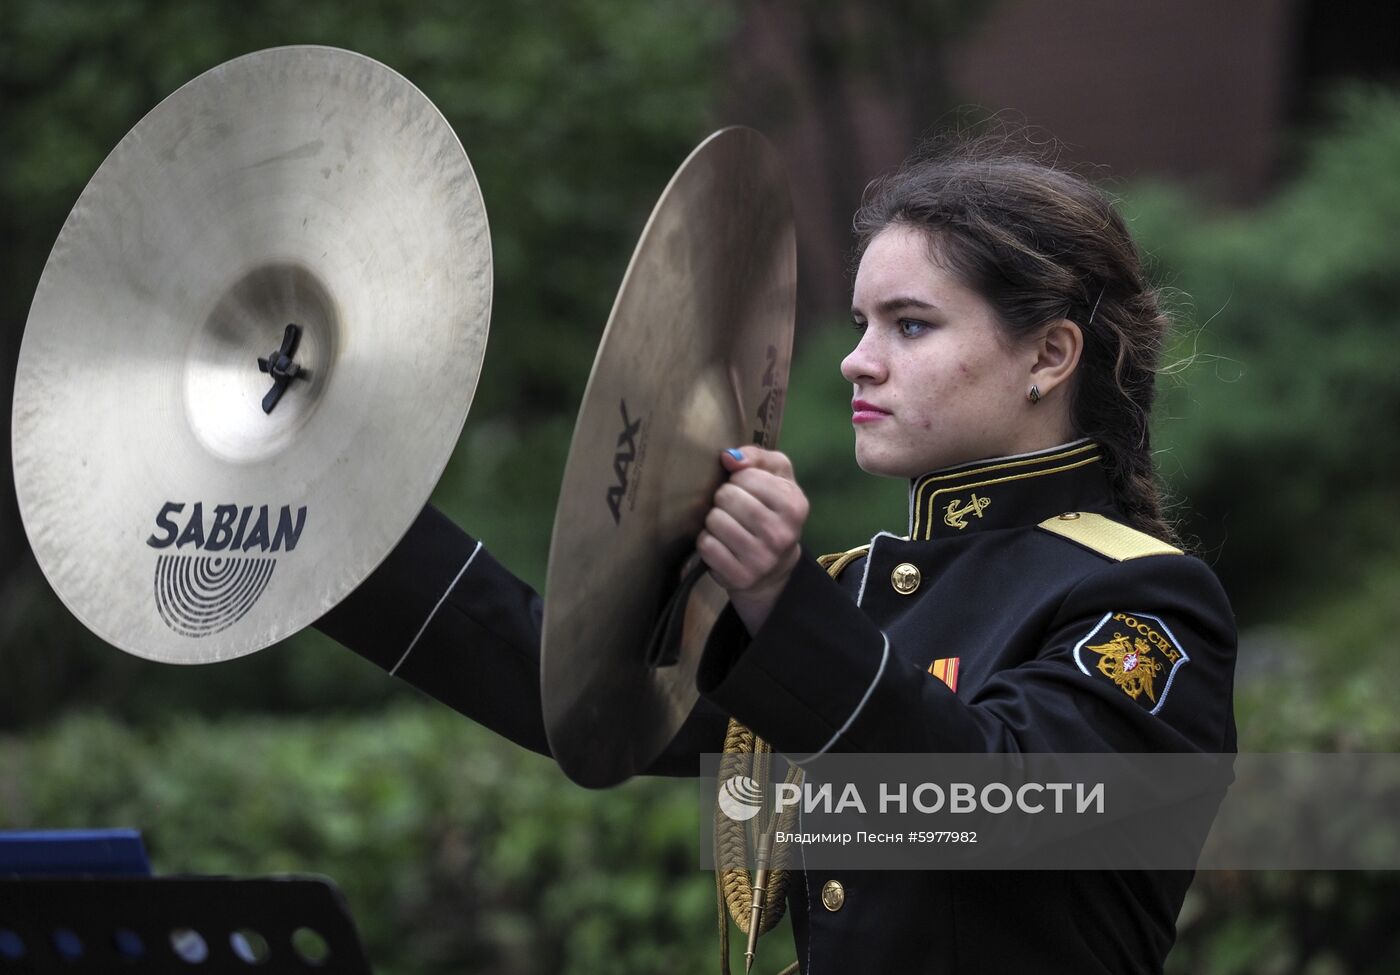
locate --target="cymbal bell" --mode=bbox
[541,127,796,788]
[11,46,492,664]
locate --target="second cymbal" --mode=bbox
[542,127,796,788]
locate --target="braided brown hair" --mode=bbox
[852,134,1178,544]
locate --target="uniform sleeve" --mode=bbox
[695,549,1236,759]
[313,504,728,777]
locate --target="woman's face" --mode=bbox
[843,224,1042,478]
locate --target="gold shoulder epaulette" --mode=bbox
[1037,512,1181,561]
[817,544,871,579]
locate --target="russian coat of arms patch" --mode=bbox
[1072,611,1189,715]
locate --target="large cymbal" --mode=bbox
[542,128,796,787]
[11,47,491,663]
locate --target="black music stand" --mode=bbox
[1,830,373,973]
[0,875,372,973]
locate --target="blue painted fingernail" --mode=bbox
[726,448,744,460]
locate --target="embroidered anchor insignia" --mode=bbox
[943,493,991,530]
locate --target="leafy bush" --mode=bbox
[1124,87,1400,619]
[1,704,796,975]
[8,699,1400,974]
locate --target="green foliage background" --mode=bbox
[3,2,1400,972]
[2,708,729,975]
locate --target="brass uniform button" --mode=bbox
[891,562,921,595]
[821,879,845,912]
[1058,512,1081,521]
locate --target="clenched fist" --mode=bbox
[697,446,810,634]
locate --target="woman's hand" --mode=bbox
[697,446,810,635]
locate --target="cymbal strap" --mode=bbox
[644,554,710,669]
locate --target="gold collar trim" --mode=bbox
[909,442,1102,540]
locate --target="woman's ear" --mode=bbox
[1028,318,1083,397]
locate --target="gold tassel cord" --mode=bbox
[715,717,803,974]
[714,549,863,975]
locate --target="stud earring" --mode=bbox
[1027,385,1041,404]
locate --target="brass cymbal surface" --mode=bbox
[542,127,796,787]
[11,47,492,663]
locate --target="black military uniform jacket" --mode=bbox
[317,440,1237,974]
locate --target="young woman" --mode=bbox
[689,144,1237,973]
[318,139,1237,974]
